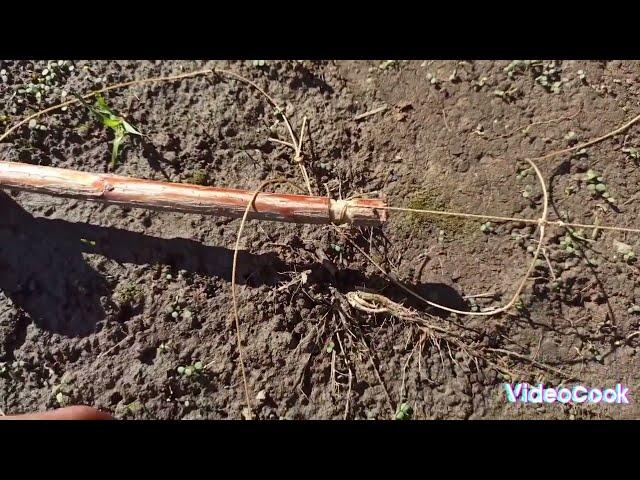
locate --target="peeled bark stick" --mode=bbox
[0,162,386,226]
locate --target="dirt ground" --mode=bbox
[1,60,639,419]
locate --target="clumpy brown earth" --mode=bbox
[1,60,639,419]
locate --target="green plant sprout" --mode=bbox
[177,361,204,378]
[379,60,398,70]
[584,169,615,204]
[533,61,563,93]
[480,221,494,233]
[627,305,640,315]
[622,147,640,162]
[615,240,637,264]
[493,86,519,103]
[395,402,413,420]
[503,60,541,78]
[559,230,586,257]
[74,93,141,168]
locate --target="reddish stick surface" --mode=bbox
[0,162,386,226]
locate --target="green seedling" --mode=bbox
[52,374,74,406]
[622,147,640,162]
[516,166,532,181]
[330,243,342,253]
[177,361,204,378]
[251,60,266,68]
[522,184,534,199]
[157,342,172,354]
[379,60,398,70]
[80,238,96,247]
[395,402,413,420]
[559,231,584,257]
[584,169,615,204]
[493,86,519,103]
[273,105,285,121]
[503,60,538,78]
[472,76,488,91]
[534,61,563,93]
[614,240,637,264]
[170,304,193,321]
[16,61,74,105]
[511,232,526,247]
[627,305,640,315]
[74,93,141,168]
[480,222,494,233]
[572,148,588,159]
[468,298,480,312]
[426,73,441,87]
[326,341,335,354]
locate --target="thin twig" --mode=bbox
[463,292,500,300]
[530,111,640,162]
[229,178,304,418]
[495,108,581,139]
[294,116,312,195]
[354,105,388,121]
[268,137,296,149]
[487,348,571,379]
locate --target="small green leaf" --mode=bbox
[122,120,142,136]
[111,126,125,168]
[585,169,599,181]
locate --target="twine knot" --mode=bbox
[329,199,350,224]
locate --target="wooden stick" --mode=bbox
[0,162,386,226]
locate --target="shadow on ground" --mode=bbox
[0,192,286,336]
[0,192,469,337]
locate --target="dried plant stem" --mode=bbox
[0,162,385,226]
[530,111,640,162]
